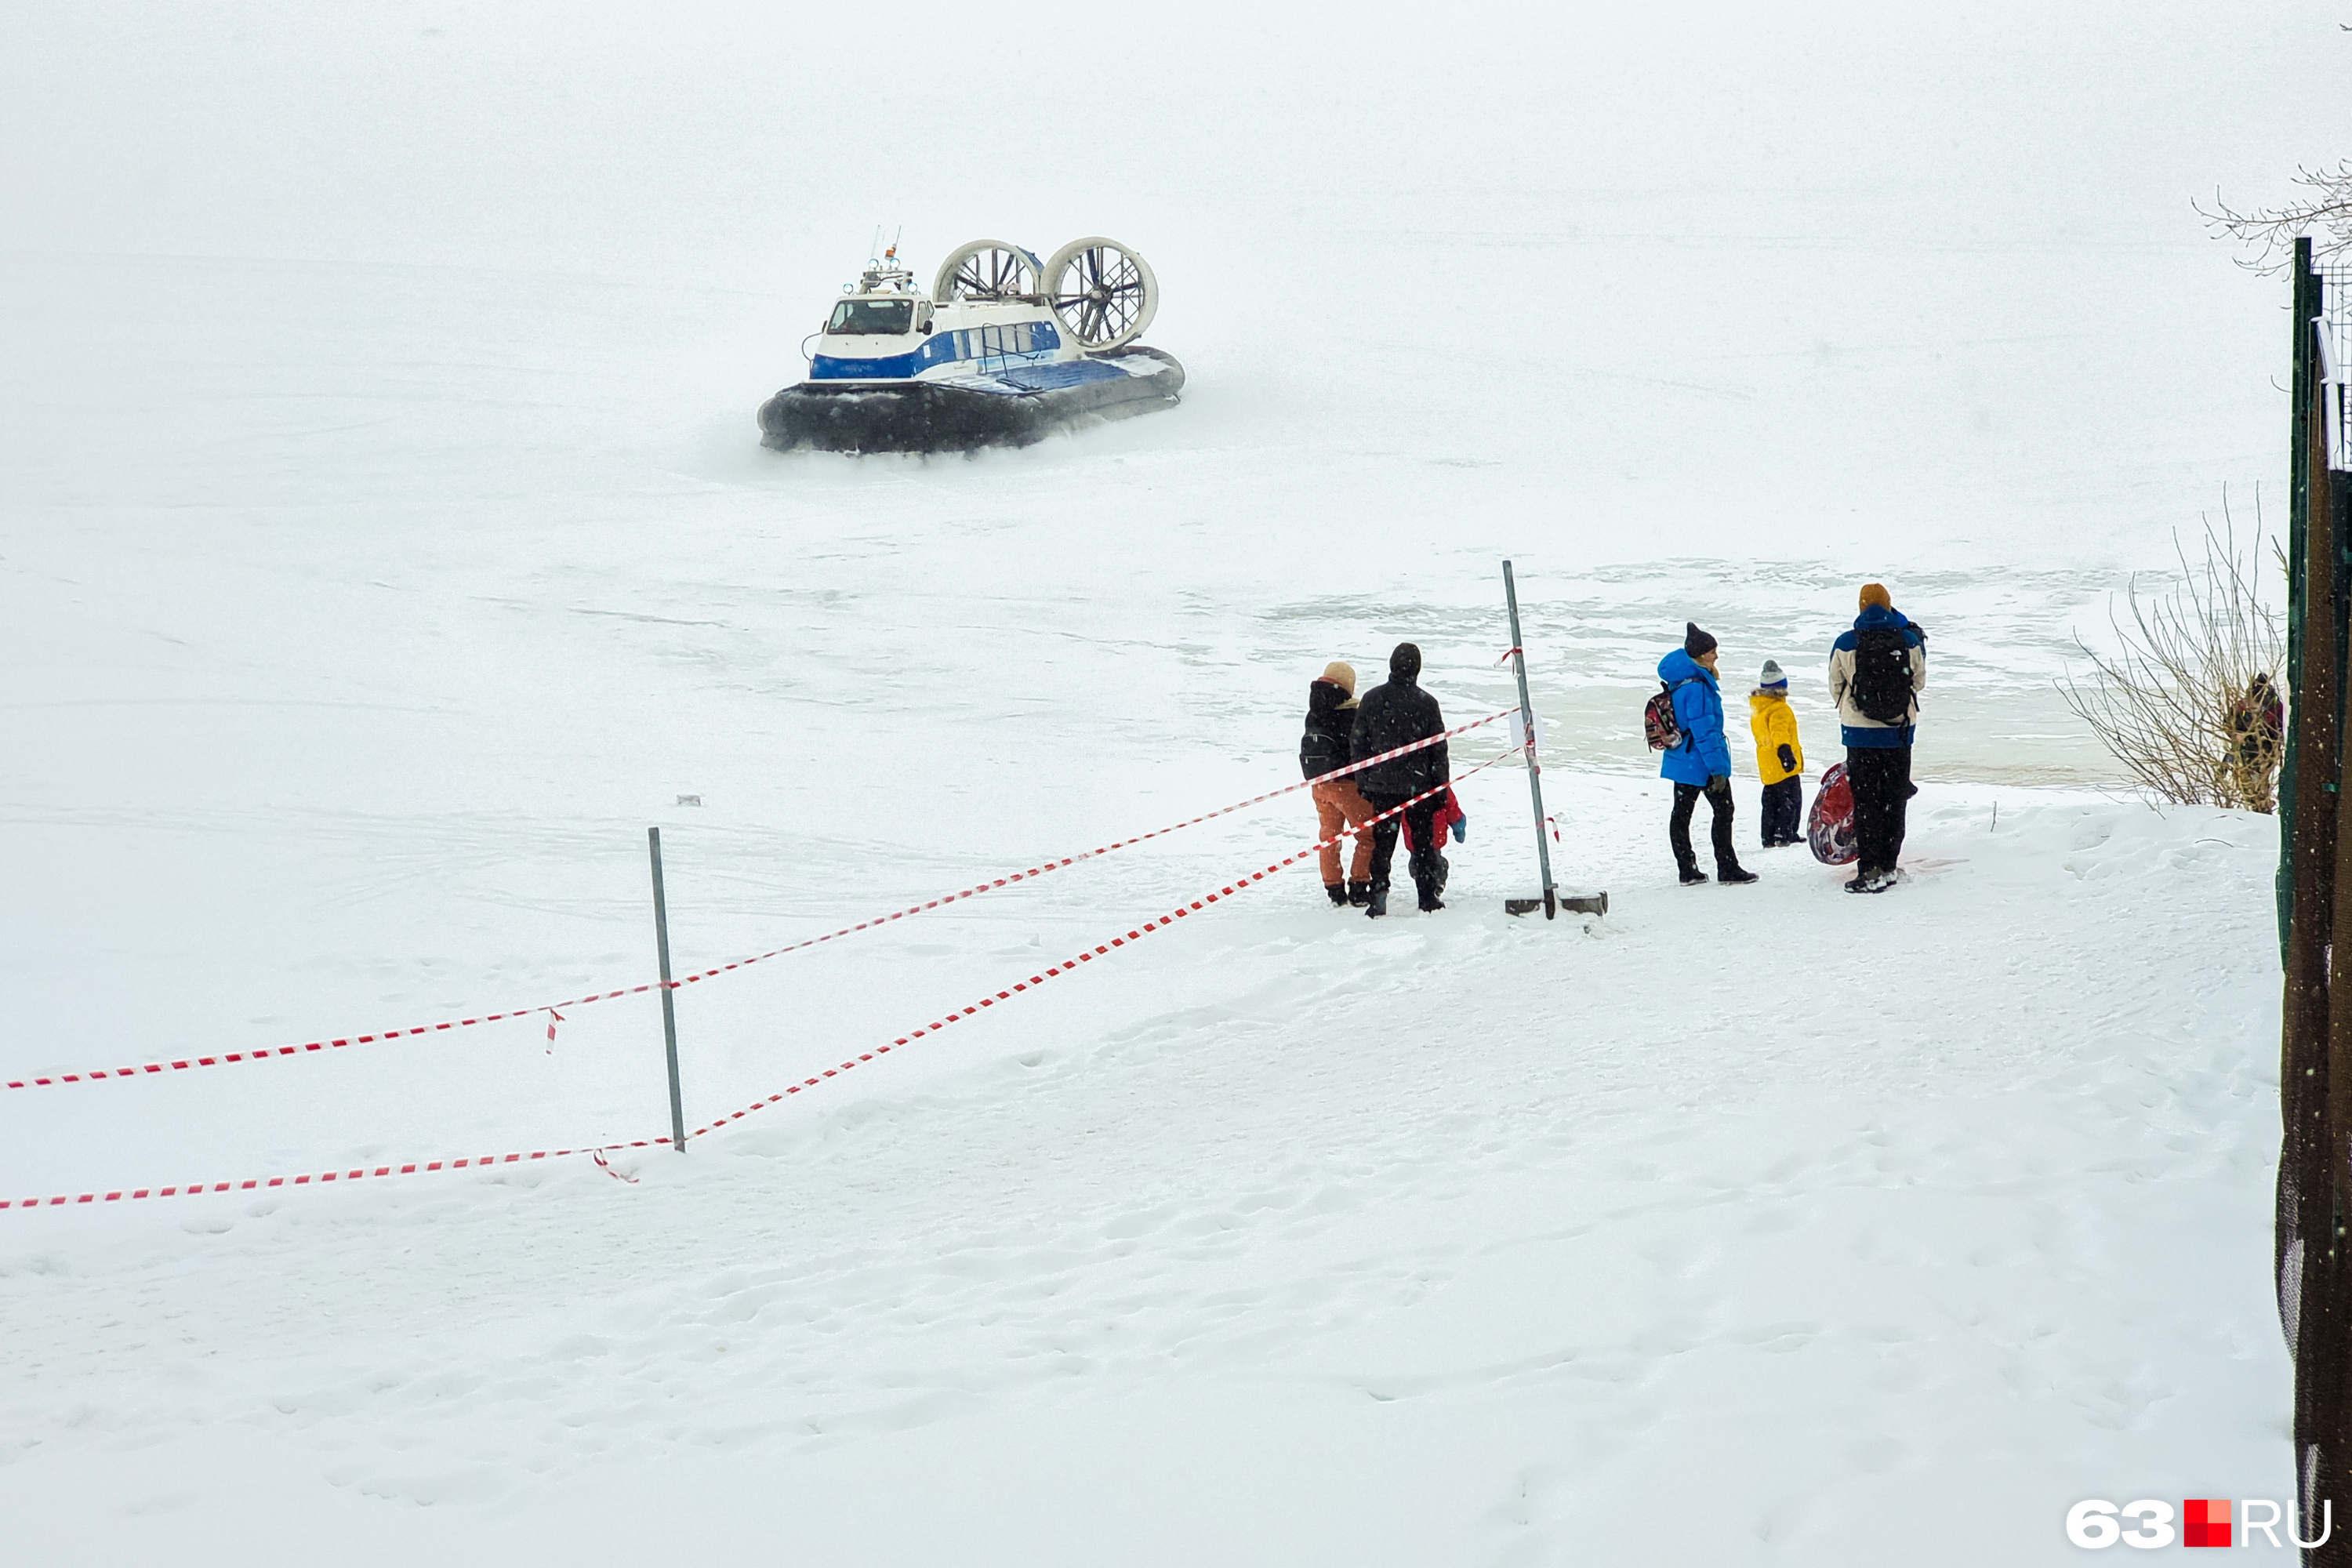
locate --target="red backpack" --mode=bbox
[1644,678,1694,751]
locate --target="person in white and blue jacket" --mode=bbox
[1827,583,1928,894]
[1657,622,1758,887]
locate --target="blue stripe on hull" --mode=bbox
[810,338,952,379]
[811,320,1066,381]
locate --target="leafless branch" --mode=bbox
[2198,162,2352,274]
[2060,490,2286,811]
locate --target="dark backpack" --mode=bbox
[1849,625,1916,725]
[1300,683,1353,779]
[1300,720,1348,779]
[1644,679,1693,751]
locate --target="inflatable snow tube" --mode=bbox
[1807,762,1859,866]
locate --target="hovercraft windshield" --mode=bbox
[826,299,914,336]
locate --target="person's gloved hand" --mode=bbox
[1706,774,1730,797]
[1777,744,1796,773]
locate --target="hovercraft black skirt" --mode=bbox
[758,347,1184,454]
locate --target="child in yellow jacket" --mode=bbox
[1750,659,1805,848]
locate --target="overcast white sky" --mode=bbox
[2,4,2332,265]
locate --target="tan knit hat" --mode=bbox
[1320,661,1357,696]
[1859,582,1892,611]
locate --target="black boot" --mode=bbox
[1678,861,1708,886]
[1325,882,1349,906]
[1407,848,1443,911]
[1347,880,1371,907]
[1365,881,1390,918]
[1432,853,1450,896]
[1717,862,1759,885]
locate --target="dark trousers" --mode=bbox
[1846,746,1914,877]
[1759,777,1803,847]
[1670,782,1737,872]
[1362,789,1443,892]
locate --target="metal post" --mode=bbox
[1502,561,1558,918]
[648,826,687,1152]
[2284,236,2317,962]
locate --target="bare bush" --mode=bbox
[2199,161,2352,273]
[2060,499,2286,812]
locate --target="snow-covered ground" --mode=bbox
[1,2,2332,1561]
[0,776,2294,1564]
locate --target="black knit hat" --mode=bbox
[1684,622,1718,658]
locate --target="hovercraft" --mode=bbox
[758,238,1185,454]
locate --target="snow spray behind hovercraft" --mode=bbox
[758,238,1185,454]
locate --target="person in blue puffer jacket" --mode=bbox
[1657,622,1758,887]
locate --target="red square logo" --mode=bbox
[2183,1498,2232,1548]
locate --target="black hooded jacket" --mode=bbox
[1300,679,1356,780]
[1349,645,1447,796]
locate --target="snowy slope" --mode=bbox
[0,786,2292,1565]
[0,1,2329,1561]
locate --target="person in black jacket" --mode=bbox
[1349,642,1450,918]
[1301,661,1377,906]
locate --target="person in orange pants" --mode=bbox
[1301,661,1377,906]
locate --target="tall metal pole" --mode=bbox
[648,826,687,1152]
[1502,561,1557,919]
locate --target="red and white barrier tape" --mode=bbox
[4,710,1508,1094]
[2,753,1508,1213]
[680,756,1512,1142]
[657,706,1509,990]
[0,1134,671,1211]
[2,984,668,1091]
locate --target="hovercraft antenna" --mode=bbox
[857,228,917,296]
